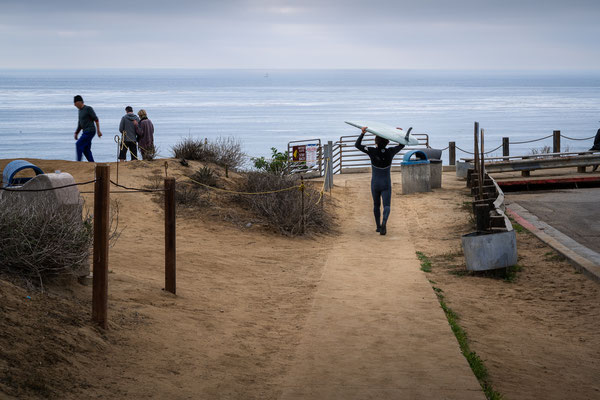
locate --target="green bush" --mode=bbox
[189,166,218,188]
[252,147,289,175]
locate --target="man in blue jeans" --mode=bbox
[73,95,102,161]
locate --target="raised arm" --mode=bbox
[354,127,368,154]
[388,143,405,157]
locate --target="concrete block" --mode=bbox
[401,163,431,194]
[456,161,473,179]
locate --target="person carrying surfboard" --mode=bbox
[355,126,406,235]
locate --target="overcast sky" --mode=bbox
[1,0,599,70]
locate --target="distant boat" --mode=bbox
[264,73,269,78]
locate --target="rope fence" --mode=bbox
[452,132,595,156]
[186,175,301,195]
[0,179,97,192]
[510,134,554,145]
[109,180,167,193]
[560,134,595,141]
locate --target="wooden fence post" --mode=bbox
[502,137,510,158]
[164,177,176,294]
[92,164,110,329]
[448,141,456,165]
[553,130,561,154]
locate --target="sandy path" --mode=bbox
[280,174,483,399]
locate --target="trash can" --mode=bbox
[2,159,44,188]
[401,150,431,194]
[429,160,442,189]
[461,230,517,271]
[420,148,443,189]
[456,161,473,179]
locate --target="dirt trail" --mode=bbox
[279,173,483,399]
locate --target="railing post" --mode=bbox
[164,177,176,294]
[300,176,305,235]
[553,130,561,154]
[339,141,343,174]
[448,142,456,165]
[327,141,333,190]
[502,137,509,158]
[323,144,329,178]
[92,164,110,329]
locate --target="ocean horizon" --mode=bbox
[1,69,599,165]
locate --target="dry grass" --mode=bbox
[0,198,92,286]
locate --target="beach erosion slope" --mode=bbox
[0,158,334,399]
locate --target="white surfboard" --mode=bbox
[345,121,420,146]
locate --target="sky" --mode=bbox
[1,0,599,70]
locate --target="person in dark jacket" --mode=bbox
[590,127,600,151]
[134,109,155,160]
[591,125,600,171]
[355,126,405,235]
[118,106,140,160]
[73,95,102,162]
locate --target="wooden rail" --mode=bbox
[461,152,600,176]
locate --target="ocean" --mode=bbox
[1,69,599,164]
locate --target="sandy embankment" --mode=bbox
[1,158,599,400]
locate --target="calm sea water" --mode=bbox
[1,69,599,164]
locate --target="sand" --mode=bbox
[1,158,600,399]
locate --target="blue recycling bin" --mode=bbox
[2,160,44,188]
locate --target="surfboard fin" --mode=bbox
[405,127,413,141]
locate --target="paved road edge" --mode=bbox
[506,203,600,282]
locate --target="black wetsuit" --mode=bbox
[355,133,404,233]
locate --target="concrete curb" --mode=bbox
[506,203,600,282]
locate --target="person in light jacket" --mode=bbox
[134,109,155,160]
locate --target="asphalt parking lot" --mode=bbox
[506,187,600,254]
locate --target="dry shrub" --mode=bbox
[204,136,245,169]
[530,145,552,155]
[237,172,332,236]
[172,137,205,160]
[175,184,211,208]
[142,144,159,161]
[0,198,92,284]
[172,136,245,169]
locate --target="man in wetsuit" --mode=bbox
[355,127,405,235]
[73,95,102,162]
